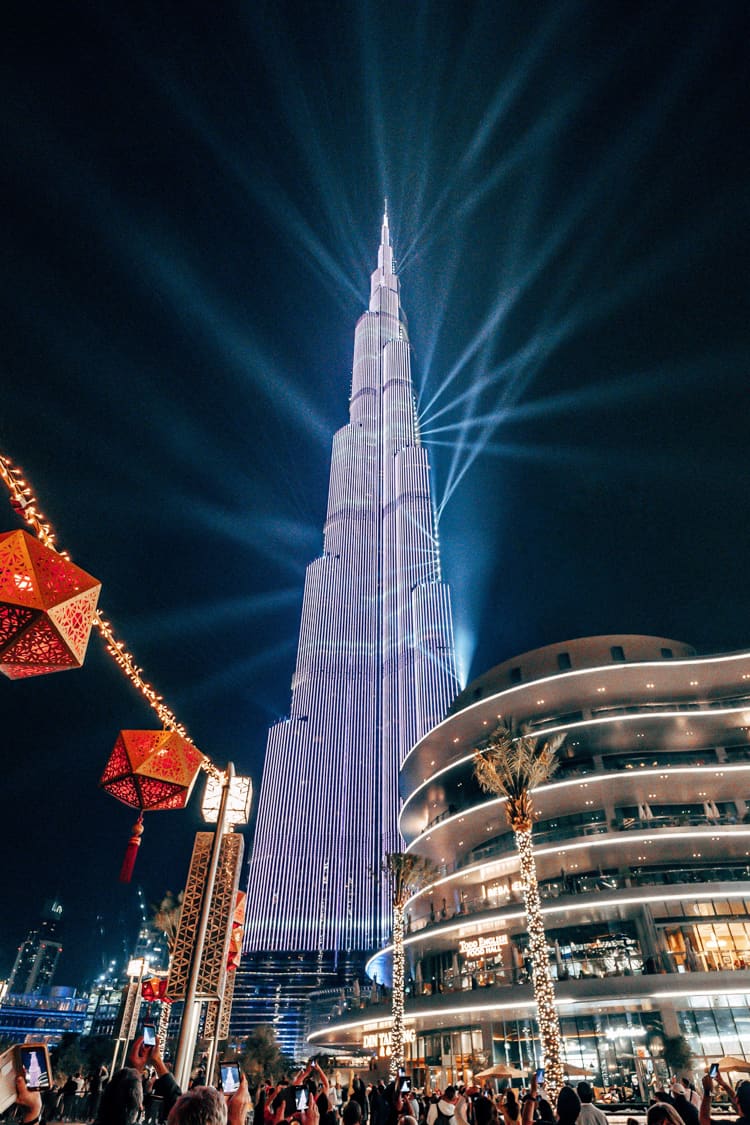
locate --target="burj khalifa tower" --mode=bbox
[233,208,459,1055]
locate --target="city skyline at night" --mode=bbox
[1,2,748,992]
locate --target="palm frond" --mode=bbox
[474,722,564,829]
[383,852,438,906]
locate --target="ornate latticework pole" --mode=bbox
[474,723,565,1100]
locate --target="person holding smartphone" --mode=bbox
[700,1069,750,1125]
[14,1076,42,1125]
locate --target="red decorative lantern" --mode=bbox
[0,529,101,679]
[142,976,169,1002]
[227,891,247,971]
[99,730,204,881]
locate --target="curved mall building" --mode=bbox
[309,636,750,1090]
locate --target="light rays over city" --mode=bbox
[2,0,748,983]
[17,0,743,690]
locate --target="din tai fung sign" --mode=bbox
[458,933,508,959]
[363,1027,416,1056]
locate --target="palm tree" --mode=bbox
[152,889,184,955]
[152,890,184,1041]
[474,722,565,1098]
[382,852,437,1077]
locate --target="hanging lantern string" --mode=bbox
[0,453,68,557]
[0,452,222,781]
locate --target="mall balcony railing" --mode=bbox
[616,812,739,830]
[403,859,750,935]
[420,774,744,834]
[310,952,750,1030]
[418,810,743,878]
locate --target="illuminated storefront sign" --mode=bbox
[363,1027,416,1055]
[458,934,508,959]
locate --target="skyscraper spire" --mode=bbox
[235,212,458,1056]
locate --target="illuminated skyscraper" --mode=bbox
[7,900,64,995]
[233,209,458,1055]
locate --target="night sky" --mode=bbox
[2,1,749,988]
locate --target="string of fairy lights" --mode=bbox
[0,452,222,780]
[515,825,564,1098]
[390,902,407,1077]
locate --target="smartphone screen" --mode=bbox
[142,1023,156,1048]
[536,1068,545,1085]
[18,1047,51,1091]
[400,1078,411,1093]
[709,1064,719,1079]
[221,1064,241,1094]
[295,1087,309,1112]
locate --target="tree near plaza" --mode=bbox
[152,890,184,955]
[474,722,566,1099]
[662,1034,694,1078]
[50,1033,84,1081]
[50,1032,112,1081]
[151,889,184,1045]
[238,1025,294,1084]
[382,851,438,1078]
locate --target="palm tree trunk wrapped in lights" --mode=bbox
[383,852,437,1078]
[474,723,565,1099]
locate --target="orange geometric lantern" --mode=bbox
[0,529,101,679]
[142,976,169,1002]
[99,730,204,881]
[100,729,204,811]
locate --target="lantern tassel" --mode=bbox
[119,812,144,883]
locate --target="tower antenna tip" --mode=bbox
[384,196,388,220]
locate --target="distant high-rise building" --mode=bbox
[232,209,459,1056]
[133,886,169,973]
[8,899,64,995]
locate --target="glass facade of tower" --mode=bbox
[232,213,458,1057]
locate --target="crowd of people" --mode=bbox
[35,1066,110,1122]
[9,1043,750,1125]
[251,1066,750,1125]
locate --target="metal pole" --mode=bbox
[125,961,146,1043]
[173,762,234,1090]
[111,960,144,1074]
[205,996,223,1085]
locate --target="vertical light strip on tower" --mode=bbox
[242,208,459,991]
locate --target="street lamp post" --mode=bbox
[173,762,235,1090]
[111,957,146,1073]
